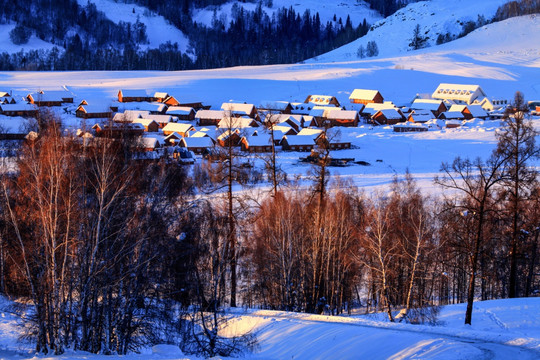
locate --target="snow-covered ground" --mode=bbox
[192,0,382,29]
[75,0,190,53]
[0,297,539,359]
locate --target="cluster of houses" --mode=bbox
[0,84,511,159]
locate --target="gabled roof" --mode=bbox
[162,122,193,133]
[165,132,183,141]
[153,92,169,99]
[221,102,255,116]
[144,114,176,124]
[196,109,225,119]
[218,117,258,129]
[0,103,37,112]
[133,118,159,128]
[411,99,446,111]
[349,89,381,101]
[440,111,467,119]
[140,137,161,149]
[180,136,214,148]
[467,104,489,118]
[432,83,486,103]
[408,111,434,122]
[77,105,112,114]
[325,109,358,120]
[166,106,194,116]
[119,89,151,98]
[448,104,468,113]
[282,135,316,146]
[305,95,339,106]
[373,108,403,120]
[117,102,167,113]
[113,110,150,122]
[242,134,273,147]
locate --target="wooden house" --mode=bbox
[438,111,468,120]
[221,102,259,119]
[76,105,113,119]
[179,136,215,154]
[371,109,405,125]
[349,89,384,105]
[258,101,293,114]
[140,137,162,151]
[410,99,447,117]
[117,102,167,114]
[467,104,489,119]
[324,109,359,127]
[0,103,38,117]
[217,117,259,129]
[217,129,241,147]
[0,116,28,139]
[92,122,145,138]
[117,89,157,103]
[407,111,435,123]
[240,134,273,153]
[27,92,64,107]
[393,123,428,132]
[304,95,341,107]
[164,132,183,146]
[166,106,195,120]
[162,122,193,137]
[196,110,225,126]
[153,92,170,103]
[281,135,316,151]
[133,118,160,132]
[113,110,151,123]
[144,114,176,128]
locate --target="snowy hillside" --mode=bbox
[75,0,190,53]
[311,0,512,61]
[192,0,383,28]
[0,23,61,55]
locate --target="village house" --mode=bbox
[117,89,157,103]
[431,83,487,105]
[349,89,384,105]
[75,104,113,119]
[439,104,473,120]
[162,122,193,137]
[133,118,160,132]
[113,110,151,123]
[467,104,490,119]
[164,132,183,146]
[196,110,225,126]
[117,102,168,114]
[304,95,341,107]
[361,102,397,119]
[410,99,447,117]
[0,116,29,139]
[393,123,428,132]
[371,108,405,125]
[407,111,435,123]
[92,122,145,138]
[221,102,259,120]
[324,109,359,127]
[240,134,273,153]
[217,116,259,129]
[217,129,242,147]
[179,136,215,154]
[281,135,316,151]
[27,91,68,107]
[166,106,195,121]
[0,103,38,117]
[258,101,293,114]
[144,114,177,128]
[140,136,162,152]
[1,96,16,105]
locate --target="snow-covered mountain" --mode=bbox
[310,0,513,61]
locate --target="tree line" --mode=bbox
[0,95,538,355]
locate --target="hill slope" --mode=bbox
[310,0,512,61]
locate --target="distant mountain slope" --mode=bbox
[310,0,512,62]
[74,0,190,54]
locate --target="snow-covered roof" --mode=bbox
[221,102,255,116]
[409,112,434,122]
[448,104,468,113]
[440,111,467,119]
[119,89,151,98]
[162,122,193,133]
[349,89,380,101]
[283,135,316,146]
[133,118,158,127]
[113,110,150,122]
[411,99,445,111]
[153,92,169,99]
[196,109,225,119]
[0,116,27,133]
[467,104,489,118]
[217,117,257,129]
[0,103,37,112]
[305,95,339,106]
[166,106,194,116]
[180,136,214,148]
[373,108,403,119]
[432,84,486,104]
[325,110,358,120]
[140,137,161,148]
[297,128,323,138]
[117,102,167,113]
[77,105,111,114]
[242,134,273,147]
[144,114,176,124]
